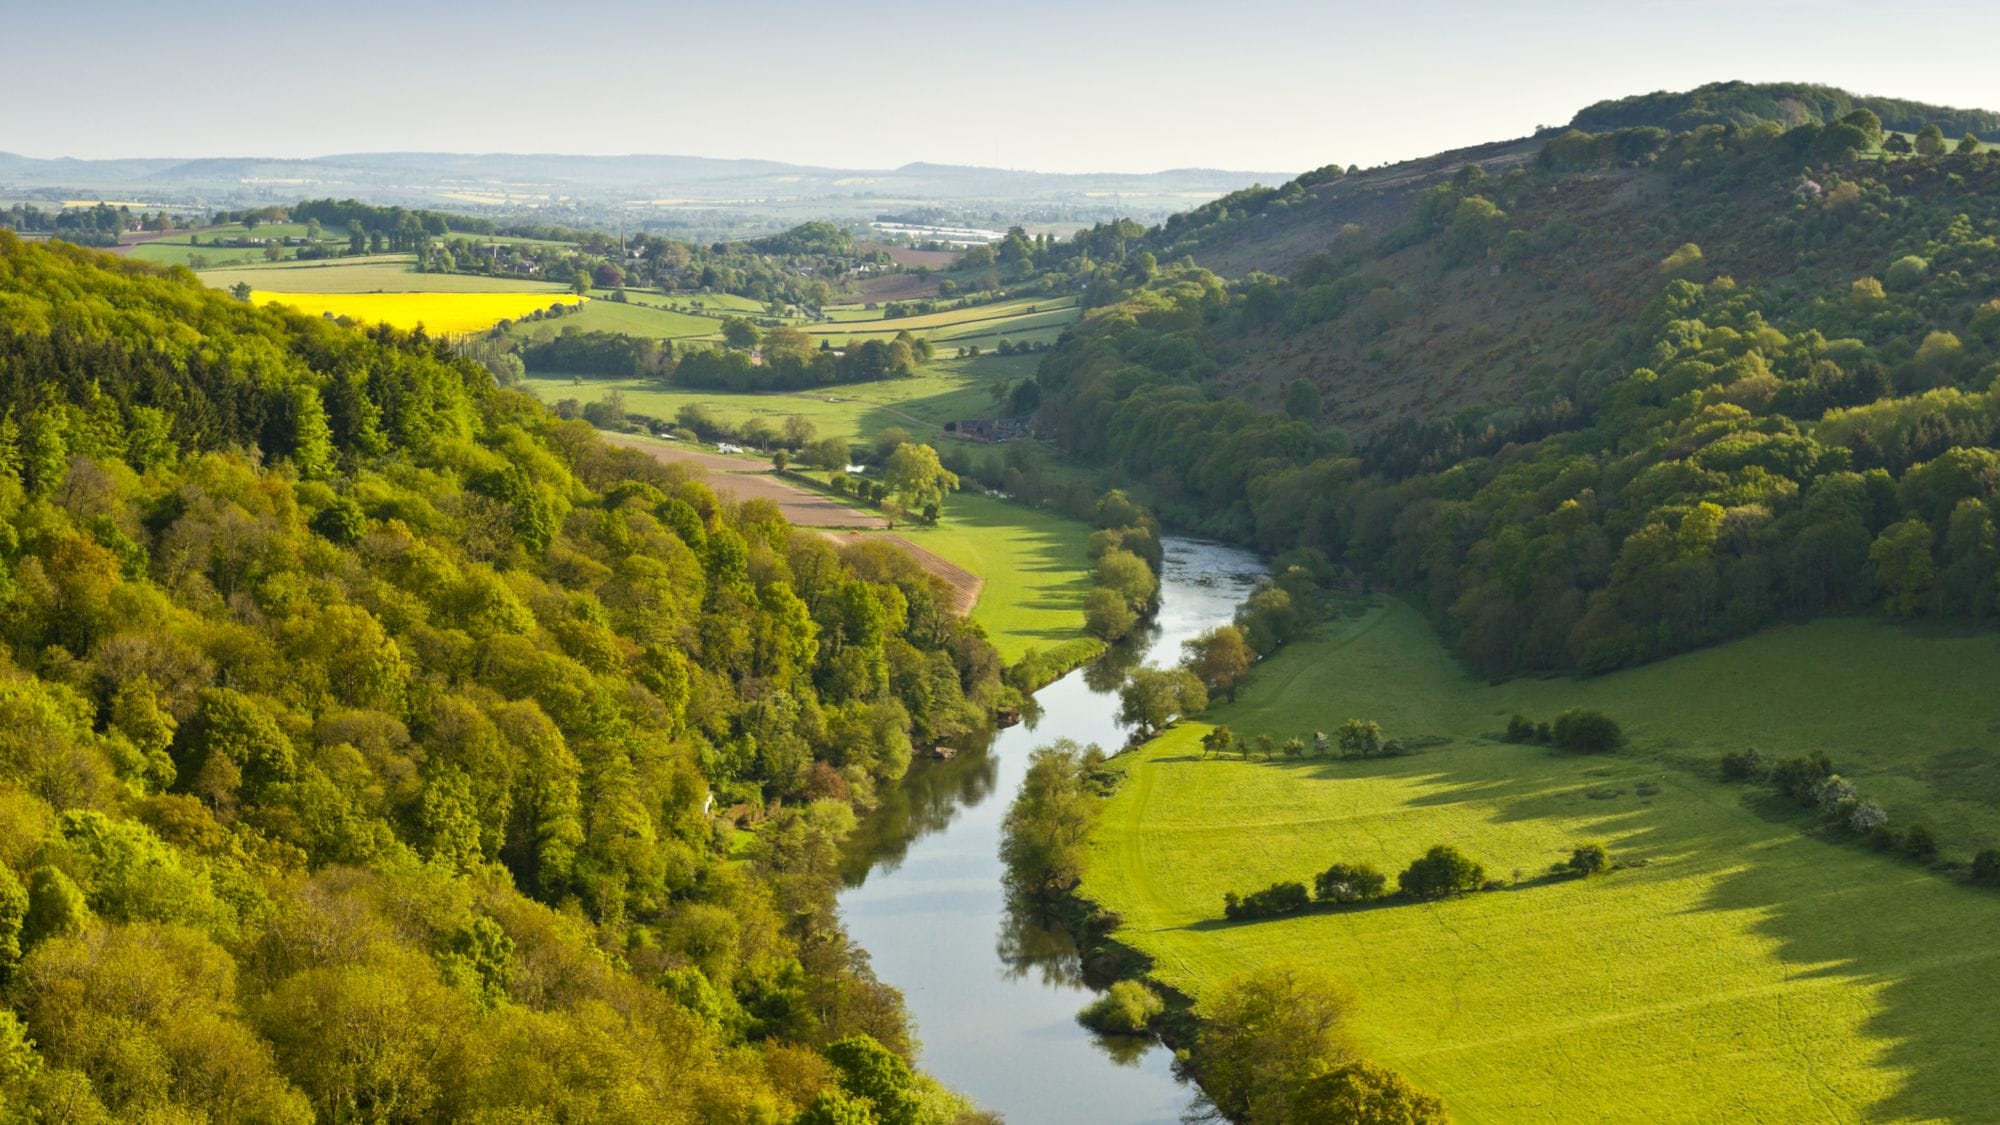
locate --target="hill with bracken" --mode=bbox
[1027,83,2000,676]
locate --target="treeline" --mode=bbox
[1570,80,2000,141]
[1224,841,1612,922]
[0,232,1005,1121]
[1031,136,2000,677]
[0,203,129,247]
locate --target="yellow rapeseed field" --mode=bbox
[251,291,583,335]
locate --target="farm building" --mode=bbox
[946,417,1030,443]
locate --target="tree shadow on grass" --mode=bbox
[1342,740,2000,1119]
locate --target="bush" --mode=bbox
[1077,979,1165,1034]
[1769,752,1833,803]
[1504,714,1535,742]
[1904,823,1939,860]
[1551,708,1621,753]
[1313,862,1388,905]
[1397,845,1485,899]
[1972,849,2000,886]
[1223,881,1311,921]
[1719,747,1766,781]
[1565,843,1610,877]
[1867,825,1902,852]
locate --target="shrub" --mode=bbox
[1397,845,1485,899]
[1566,843,1611,877]
[1848,800,1888,835]
[1504,714,1535,742]
[1770,752,1833,803]
[1719,747,1766,781]
[1867,825,1902,852]
[1313,862,1388,905]
[1337,719,1384,758]
[1904,823,1939,860]
[1224,881,1311,921]
[1551,709,1621,753]
[1972,849,2000,886]
[1077,979,1165,1034]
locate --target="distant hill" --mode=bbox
[1569,80,2000,139]
[0,150,1285,223]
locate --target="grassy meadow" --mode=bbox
[888,492,1097,665]
[524,352,1042,444]
[1085,598,2000,1122]
[202,255,570,294]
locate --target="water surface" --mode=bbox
[840,538,1265,1124]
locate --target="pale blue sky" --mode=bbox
[7,0,1999,173]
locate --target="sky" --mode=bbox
[7,0,2000,174]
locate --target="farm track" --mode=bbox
[602,433,982,616]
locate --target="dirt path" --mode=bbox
[605,433,889,529]
[603,433,984,616]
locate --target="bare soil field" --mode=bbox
[856,241,961,269]
[606,434,888,528]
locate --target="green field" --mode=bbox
[891,492,1096,665]
[199,256,568,294]
[1085,598,2000,1122]
[523,353,1041,444]
[508,298,724,341]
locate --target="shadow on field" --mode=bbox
[1297,740,2000,1119]
[1697,837,2000,1121]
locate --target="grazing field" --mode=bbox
[890,491,1097,665]
[805,295,1079,347]
[598,437,1093,655]
[523,353,1041,444]
[1085,598,2000,1122]
[203,256,570,294]
[505,298,723,341]
[252,291,583,334]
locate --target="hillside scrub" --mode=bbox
[1030,127,2000,679]
[0,233,1006,1120]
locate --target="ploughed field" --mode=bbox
[1086,598,2000,1122]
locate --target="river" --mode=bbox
[838,538,1266,1124]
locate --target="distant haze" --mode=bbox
[9,0,2000,173]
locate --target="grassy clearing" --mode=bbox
[1085,598,2000,1122]
[522,353,1040,443]
[505,299,722,341]
[253,291,583,334]
[885,492,1096,665]
[203,256,569,294]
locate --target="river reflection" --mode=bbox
[837,538,1264,1125]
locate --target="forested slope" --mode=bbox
[1028,95,2000,677]
[0,231,1000,1122]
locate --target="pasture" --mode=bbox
[890,491,1097,665]
[1084,598,2000,1122]
[253,291,583,334]
[522,352,1041,445]
[203,256,570,294]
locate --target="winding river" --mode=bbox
[839,538,1266,1124]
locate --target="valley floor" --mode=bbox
[1084,598,2000,1122]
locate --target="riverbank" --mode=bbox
[836,539,1265,1125]
[1078,595,2000,1121]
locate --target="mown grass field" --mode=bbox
[523,352,1041,444]
[1085,598,2000,1122]
[507,298,724,341]
[886,491,1096,665]
[253,291,583,334]
[204,256,569,294]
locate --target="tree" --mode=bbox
[1184,625,1255,702]
[782,414,818,448]
[810,435,852,471]
[1398,845,1484,898]
[1286,1060,1448,1124]
[770,449,789,472]
[1958,134,1982,154]
[569,269,591,295]
[1195,964,1355,1123]
[1314,862,1387,905]
[1201,726,1235,758]
[230,281,253,302]
[1282,378,1321,421]
[720,316,760,349]
[883,443,957,516]
[1551,709,1621,753]
[1077,979,1164,1034]
[999,740,1101,895]
[1117,667,1207,738]
[1565,842,1610,877]
[1337,719,1383,758]
[1904,823,1939,859]
[1869,519,1935,616]
[1915,123,1947,156]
